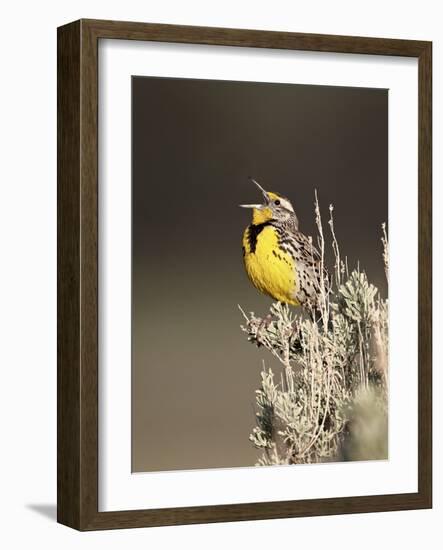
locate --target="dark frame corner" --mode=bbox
[57,19,432,531]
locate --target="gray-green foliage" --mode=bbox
[240,196,389,465]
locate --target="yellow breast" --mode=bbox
[242,224,299,305]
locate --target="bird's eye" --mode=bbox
[274,199,280,206]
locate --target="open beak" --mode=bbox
[239,178,269,209]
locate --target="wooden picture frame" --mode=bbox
[57,19,432,530]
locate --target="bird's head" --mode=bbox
[240,178,298,227]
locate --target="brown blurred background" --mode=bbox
[132,76,388,472]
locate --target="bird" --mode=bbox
[240,178,327,311]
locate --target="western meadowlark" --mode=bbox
[240,178,326,310]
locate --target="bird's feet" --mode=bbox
[256,314,273,347]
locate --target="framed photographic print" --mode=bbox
[57,19,432,530]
